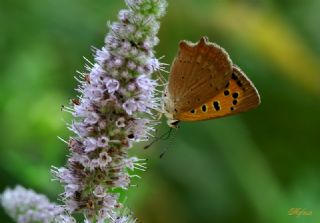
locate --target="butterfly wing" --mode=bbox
[167,37,233,114]
[175,66,260,121]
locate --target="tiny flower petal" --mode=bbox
[97,136,109,148]
[84,137,98,152]
[116,117,126,128]
[106,79,120,94]
[99,151,112,168]
[123,99,137,115]
[93,185,107,198]
[95,47,111,64]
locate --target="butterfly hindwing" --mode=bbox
[175,66,260,121]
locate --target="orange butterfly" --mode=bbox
[163,37,260,128]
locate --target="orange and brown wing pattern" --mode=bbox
[175,66,260,121]
[168,37,233,113]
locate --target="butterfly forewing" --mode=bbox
[168,37,233,113]
[175,66,260,121]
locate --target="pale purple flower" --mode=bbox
[142,40,152,50]
[64,184,79,198]
[147,58,161,72]
[0,186,75,223]
[106,35,119,49]
[83,137,98,152]
[71,123,88,137]
[135,100,148,113]
[95,47,111,65]
[84,86,104,101]
[136,66,145,74]
[115,217,132,223]
[103,194,118,209]
[78,154,91,168]
[106,79,120,94]
[73,104,89,118]
[97,208,110,223]
[114,57,124,67]
[89,159,101,171]
[136,75,152,90]
[97,136,109,148]
[118,10,130,22]
[116,117,126,128]
[127,83,136,92]
[123,99,138,115]
[131,118,155,141]
[98,119,107,130]
[99,151,112,168]
[52,167,76,184]
[127,61,137,70]
[115,175,130,189]
[93,185,107,198]
[84,112,100,125]
[90,64,105,80]
[121,41,132,51]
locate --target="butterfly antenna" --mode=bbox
[144,128,172,150]
[160,127,173,140]
[160,127,178,159]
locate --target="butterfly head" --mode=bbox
[167,120,180,128]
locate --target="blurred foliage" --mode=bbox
[0,0,320,222]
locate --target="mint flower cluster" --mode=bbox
[54,0,167,221]
[1,186,74,223]
[1,0,167,222]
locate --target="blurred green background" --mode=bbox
[1,0,320,222]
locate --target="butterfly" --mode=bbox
[163,37,260,128]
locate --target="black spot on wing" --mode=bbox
[213,101,220,111]
[232,73,238,80]
[232,92,239,98]
[236,80,243,87]
[202,105,207,112]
